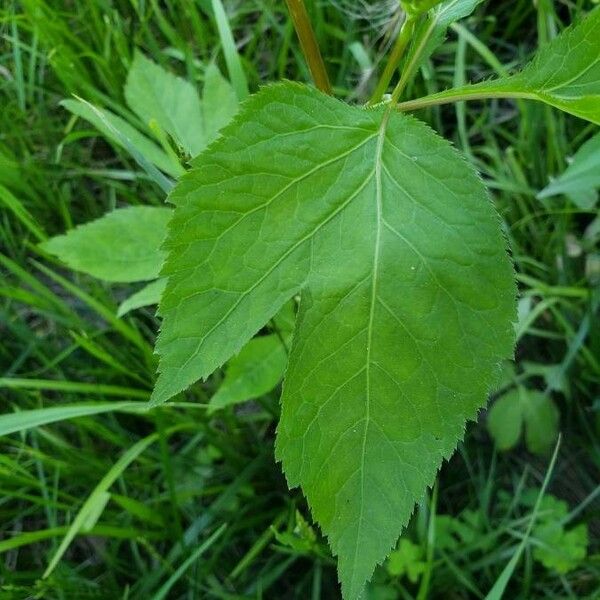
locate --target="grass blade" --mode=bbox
[0,402,149,437]
[42,433,158,578]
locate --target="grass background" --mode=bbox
[1,0,599,598]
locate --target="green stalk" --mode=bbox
[369,13,417,105]
[285,0,332,95]
[395,88,538,112]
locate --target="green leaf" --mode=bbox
[403,0,484,77]
[117,278,167,317]
[386,539,426,583]
[202,63,239,146]
[42,206,171,283]
[207,334,287,414]
[487,387,559,454]
[521,494,589,575]
[487,390,523,451]
[152,82,515,598]
[207,302,295,414]
[521,390,560,455]
[533,523,588,574]
[61,98,181,182]
[538,132,600,209]
[400,7,600,125]
[124,53,237,157]
[125,51,204,157]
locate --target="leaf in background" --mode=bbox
[538,132,600,209]
[534,522,588,574]
[207,334,287,414]
[201,63,239,146]
[117,278,167,317]
[386,539,426,583]
[403,0,484,77]
[487,387,559,454]
[152,83,515,598]
[487,390,522,451]
[41,206,171,283]
[125,52,203,156]
[125,53,237,157]
[403,7,600,125]
[521,390,560,454]
[61,98,181,181]
[520,492,589,574]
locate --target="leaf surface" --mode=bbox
[42,206,171,283]
[152,83,515,598]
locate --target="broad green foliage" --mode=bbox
[41,206,171,283]
[153,82,516,598]
[488,387,559,454]
[538,131,600,209]
[125,53,237,157]
[402,7,600,125]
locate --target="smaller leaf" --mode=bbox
[117,278,167,317]
[272,510,319,555]
[521,391,560,455]
[533,522,588,574]
[386,539,426,583]
[201,64,239,147]
[124,53,237,158]
[403,0,484,76]
[125,52,202,157]
[401,7,600,125]
[41,206,171,283]
[538,132,600,209]
[207,334,287,414]
[487,387,559,455]
[487,390,523,451]
[61,98,180,181]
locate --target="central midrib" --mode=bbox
[348,108,390,592]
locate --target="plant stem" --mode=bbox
[369,13,417,105]
[395,89,538,112]
[285,0,332,95]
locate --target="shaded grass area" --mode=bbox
[1,0,599,598]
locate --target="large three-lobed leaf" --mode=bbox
[152,83,515,598]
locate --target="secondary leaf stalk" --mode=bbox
[395,87,538,112]
[369,13,417,105]
[285,0,332,95]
